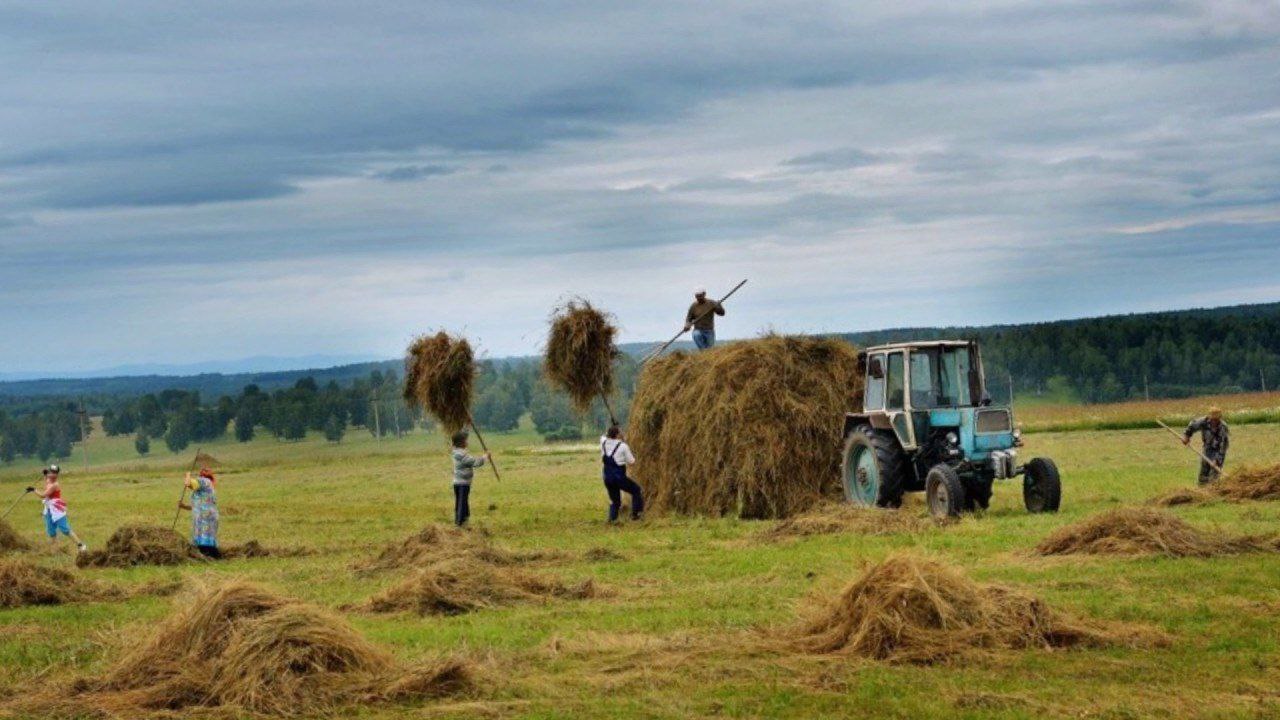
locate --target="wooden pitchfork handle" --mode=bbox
[466,415,502,482]
[1156,420,1223,474]
[171,446,203,531]
[642,279,748,364]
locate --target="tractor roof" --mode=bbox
[859,340,975,356]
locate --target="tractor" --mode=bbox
[840,340,1061,519]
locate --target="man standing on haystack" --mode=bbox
[1183,407,1230,485]
[684,287,726,350]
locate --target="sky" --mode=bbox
[3,1,1280,375]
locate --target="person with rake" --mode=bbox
[177,467,221,558]
[32,465,87,553]
[1183,407,1230,485]
[601,424,643,522]
[450,431,490,527]
[684,287,727,351]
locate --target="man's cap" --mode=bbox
[1208,406,1223,420]
[47,464,60,475]
[694,286,706,296]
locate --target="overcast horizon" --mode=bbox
[4,1,1280,375]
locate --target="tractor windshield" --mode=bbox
[908,346,974,408]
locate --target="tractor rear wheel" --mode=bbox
[841,425,907,508]
[1023,457,1062,513]
[926,464,965,519]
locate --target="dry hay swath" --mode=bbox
[1215,464,1280,501]
[404,331,475,434]
[15,580,474,718]
[544,299,619,413]
[0,518,32,553]
[1147,487,1215,507]
[358,559,600,616]
[1035,507,1280,558]
[784,554,1165,664]
[763,503,939,540]
[0,559,125,608]
[354,523,555,574]
[77,524,289,568]
[629,334,864,519]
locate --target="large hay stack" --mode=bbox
[544,300,619,414]
[628,335,863,519]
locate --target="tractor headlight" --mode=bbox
[1012,427,1024,446]
[946,432,959,445]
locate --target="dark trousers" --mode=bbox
[1199,457,1225,485]
[453,483,471,526]
[195,544,222,560]
[605,477,644,522]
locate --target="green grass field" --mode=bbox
[2,420,1280,719]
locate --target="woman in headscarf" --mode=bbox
[177,467,221,559]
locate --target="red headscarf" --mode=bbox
[199,468,215,485]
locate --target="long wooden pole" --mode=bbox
[1156,420,1223,474]
[600,392,618,427]
[642,279,748,364]
[170,447,203,531]
[466,414,502,482]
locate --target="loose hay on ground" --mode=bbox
[1035,507,1280,557]
[629,335,863,519]
[76,524,200,568]
[404,331,475,434]
[0,519,32,553]
[1215,464,1280,501]
[358,559,600,615]
[784,554,1164,664]
[354,524,520,573]
[14,580,474,717]
[763,503,939,540]
[0,559,126,608]
[544,299,619,414]
[1147,487,1215,507]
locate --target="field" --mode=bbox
[1015,390,1280,433]
[2,416,1280,719]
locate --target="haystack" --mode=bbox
[354,524,523,573]
[545,299,619,414]
[25,581,474,717]
[0,518,32,553]
[358,559,599,616]
[1035,507,1280,557]
[404,331,475,434]
[764,503,937,540]
[76,524,200,568]
[786,555,1164,663]
[629,335,863,519]
[192,451,221,467]
[1215,464,1280,501]
[0,559,119,608]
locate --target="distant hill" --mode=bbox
[1,301,1277,404]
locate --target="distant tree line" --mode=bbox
[0,403,86,463]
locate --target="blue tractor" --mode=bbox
[840,340,1061,518]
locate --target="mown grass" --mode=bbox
[1,420,1280,718]
[1017,390,1280,433]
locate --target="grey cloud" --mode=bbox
[782,147,885,170]
[372,164,457,182]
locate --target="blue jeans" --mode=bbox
[453,484,471,526]
[692,329,715,350]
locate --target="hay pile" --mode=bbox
[1148,487,1214,507]
[629,335,863,519]
[354,524,524,573]
[21,581,474,717]
[0,518,32,553]
[786,555,1163,663]
[544,299,619,413]
[0,559,122,608]
[404,331,475,434]
[77,524,199,568]
[192,451,221,467]
[764,503,938,540]
[1035,507,1280,557]
[1216,464,1280,501]
[358,559,599,616]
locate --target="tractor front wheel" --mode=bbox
[1023,457,1062,513]
[926,464,965,519]
[841,425,907,508]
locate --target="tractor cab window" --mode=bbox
[885,352,905,410]
[864,353,886,410]
[907,346,974,408]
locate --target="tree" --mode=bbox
[323,414,345,443]
[234,408,255,443]
[135,433,150,456]
[0,434,14,464]
[529,381,579,438]
[165,421,191,453]
[283,403,308,441]
[472,382,524,432]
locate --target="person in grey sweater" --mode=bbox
[450,430,489,526]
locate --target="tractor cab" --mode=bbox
[839,340,1061,518]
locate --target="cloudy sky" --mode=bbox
[3,1,1280,374]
